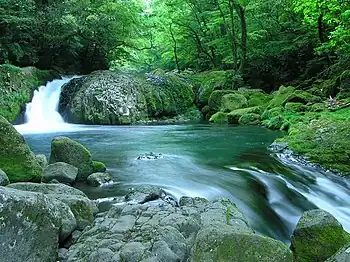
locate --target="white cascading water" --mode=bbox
[15,77,76,133]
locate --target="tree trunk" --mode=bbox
[318,14,325,43]
[234,3,247,75]
[170,24,180,72]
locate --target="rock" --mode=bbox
[7,182,96,230]
[325,242,350,262]
[220,93,248,112]
[137,152,163,160]
[63,230,83,249]
[339,70,350,98]
[268,142,289,153]
[291,209,350,262]
[0,115,43,182]
[58,248,68,262]
[0,168,9,186]
[36,154,48,168]
[282,90,322,105]
[238,113,261,125]
[209,112,228,124]
[87,172,112,187]
[0,186,76,262]
[263,115,288,130]
[92,161,107,172]
[49,136,94,180]
[284,102,306,113]
[227,106,262,124]
[64,194,291,262]
[261,107,284,120]
[208,90,235,112]
[58,71,196,125]
[42,162,78,184]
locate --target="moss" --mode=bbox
[0,116,43,182]
[227,106,262,124]
[282,90,322,105]
[338,70,350,99]
[310,103,327,112]
[267,86,296,109]
[201,105,210,115]
[284,102,306,113]
[247,92,273,107]
[264,115,288,130]
[238,113,261,125]
[50,137,94,180]
[261,107,284,120]
[0,64,57,122]
[220,93,248,112]
[209,112,228,124]
[92,161,106,173]
[208,90,236,112]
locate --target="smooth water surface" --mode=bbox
[22,124,350,244]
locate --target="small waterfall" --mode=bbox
[16,77,76,133]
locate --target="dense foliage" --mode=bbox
[0,0,349,87]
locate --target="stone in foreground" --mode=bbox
[49,136,94,180]
[291,209,350,262]
[0,115,43,182]
[0,187,76,262]
[0,168,9,186]
[42,162,78,184]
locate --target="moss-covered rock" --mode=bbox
[282,90,322,105]
[0,116,43,182]
[285,102,306,113]
[261,107,284,120]
[59,71,196,125]
[92,161,107,173]
[310,103,327,112]
[338,70,350,99]
[0,168,9,186]
[325,242,350,262]
[220,93,248,112]
[49,137,94,180]
[268,86,296,109]
[208,90,235,112]
[291,209,350,262]
[264,115,288,130]
[209,112,228,124]
[238,113,261,125]
[0,64,57,122]
[87,172,112,187]
[227,106,262,124]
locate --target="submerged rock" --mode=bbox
[87,172,112,187]
[64,191,292,262]
[0,186,76,262]
[137,152,163,160]
[0,168,9,186]
[0,115,43,182]
[49,136,94,180]
[291,209,350,262]
[42,162,78,184]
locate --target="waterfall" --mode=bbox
[15,77,76,133]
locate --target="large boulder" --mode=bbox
[7,182,96,230]
[220,93,248,112]
[291,209,350,262]
[58,71,196,125]
[87,172,112,187]
[208,90,235,112]
[42,162,78,184]
[49,137,94,180]
[0,168,9,186]
[0,115,43,182]
[0,186,76,262]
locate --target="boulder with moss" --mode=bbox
[92,161,107,173]
[285,102,306,113]
[208,90,235,112]
[0,64,57,122]
[0,186,77,262]
[209,112,228,124]
[238,113,261,125]
[0,116,43,182]
[291,209,350,262]
[59,71,197,124]
[49,136,94,180]
[0,168,9,186]
[325,242,350,262]
[42,162,78,184]
[261,107,284,120]
[87,172,112,187]
[338,70,350,99]
[227,106,262,124]
[264,115,289,130]
[220,93,248,112]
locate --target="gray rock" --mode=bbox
[58,248,68,262]
[7,182,96,230]
[0,168,9,186]
[49,136,94,180]
[326,243,350,262]
[64,194,291,262]
[0,187,76,262]
[137,152,163,160]
[87,172,112,187]
[36,154,48,168]
[291,209,350,262]
[42,162,78,184]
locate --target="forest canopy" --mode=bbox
[0,0,349,89]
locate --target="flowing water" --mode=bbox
[14,79,350,245]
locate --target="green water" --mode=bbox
[23,124,350,244]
